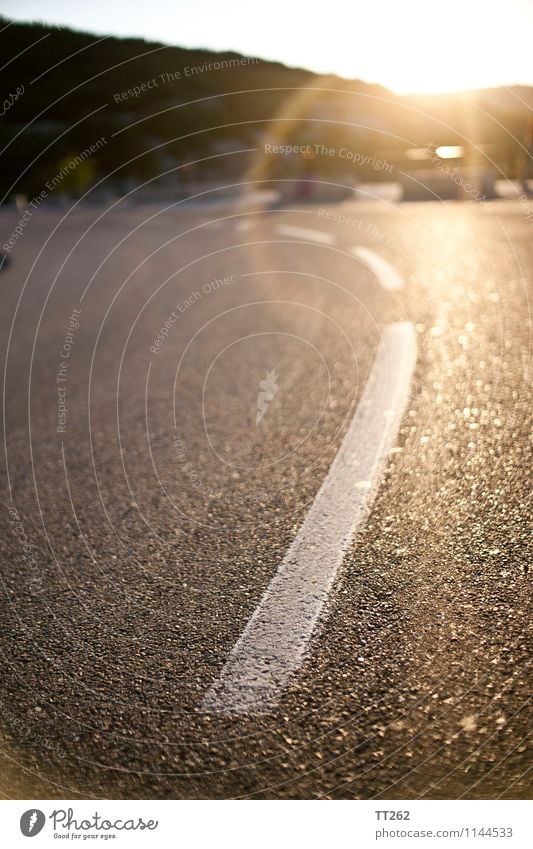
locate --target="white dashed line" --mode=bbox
[236,220,255,232]
[203,321,417,714]
[351,246,404,290]
[276,224,336,245]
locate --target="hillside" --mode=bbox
[0,17,531,200]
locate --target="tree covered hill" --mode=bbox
[1,17,531,200]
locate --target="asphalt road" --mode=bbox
[0,195,530,799]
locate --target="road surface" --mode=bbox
[0,195,530,799]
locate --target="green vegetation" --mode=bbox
[0,16,531,201]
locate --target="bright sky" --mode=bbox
[2,0,533,94]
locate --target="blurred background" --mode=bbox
[1,0,532,208]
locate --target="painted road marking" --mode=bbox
[236,220,255,232]
[351,246,404,290]
[276,224,336,245]
[203,321,417,714]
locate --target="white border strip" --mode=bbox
[203,322,417,714]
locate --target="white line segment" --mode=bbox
[276,224,336,245]
[203,322,417,714]
[236,220,255,232]
[351,246,404,290]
